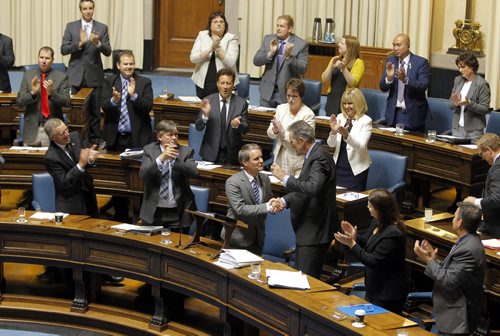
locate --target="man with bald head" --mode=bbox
[379,33,430,132]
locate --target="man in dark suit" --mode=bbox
[0,33,15,93]
[253,15,308,108]
[464,133,500,238]
[44,118,98,217]
[379,33,430,132]
[225,143,280,255]
[414,202,485,335]
[101,50,154,152]
[195,68,248,165]
[271,120,338,278]
[140,120,199,230]
[61,0,111,144]
[17,46,70,146]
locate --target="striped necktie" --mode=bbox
[118,80,130,132]
[159,160,171,199]
[251,177,260,204]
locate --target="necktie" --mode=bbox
[118,80,130,133]
[277,40,285,68]
[159,160,171,199]
[251,177,260,204]
[64,144,74,162]
[344,117,352,130]
[85,24,91,39]
[397,60,405,103]
[220,99,227,148]
[41,72,50,118]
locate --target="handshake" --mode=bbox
[268,197,286,214]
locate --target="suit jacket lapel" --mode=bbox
[241,172,256,204]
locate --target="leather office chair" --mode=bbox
[262,208,295,264]
[23,63,66,73]
[366,150,407,197]
[426,97,453,134]
[485,111,500,135]
[15,113,24,145]
[189,185,210,235]
[31,172,56,212]
[302,79,322,115]
[188,123,205,161]
[360,88,387,123]
[236,73,250,101]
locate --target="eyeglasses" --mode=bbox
[55,128,69,136]
[212,20,225,24]
[286,95,300,101]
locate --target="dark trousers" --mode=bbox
[295,243,329,279]
[365,294,405,315]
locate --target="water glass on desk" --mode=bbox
[395,123,405,136]
[248,263,261,279]
[426,130,436,143]
[16,207,27,223]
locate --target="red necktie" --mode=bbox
[41,72,50,118]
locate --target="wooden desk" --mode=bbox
[0,89,92,144]
[153,99,489,203]
[0,148,372,228]
[0,212,427,335]
[404,215,500,299]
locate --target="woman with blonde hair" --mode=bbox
[322,35,365,116]
[327,88,372,191]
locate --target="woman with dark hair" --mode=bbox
[448,52,490,140]
[266,78,315,177]
[334,189,407,314]
[190,12,239,99]
[321,35,365,116]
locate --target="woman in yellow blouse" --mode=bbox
[321,35,365,116]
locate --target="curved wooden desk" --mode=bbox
[0,211,428,335]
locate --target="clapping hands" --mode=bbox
[334,220,357,249]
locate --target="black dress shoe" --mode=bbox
[102,274,124,285]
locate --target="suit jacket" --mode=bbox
[0,33,15,92]
[16,69,70,145]
[225,170,272,254]
[379,53,430,129]
[139,142,199,226]
[61,20,112,88]
[480,157,500,237]
[44,132,97,216]
[253,33,308,104]
[266,103,315,176]
[101,73,154,149]
[283,143,338,245]
[350,220,407,301]
[194,93,248,164]
[327,113,372,176]
[448,74,490,134]
[190,30,239,88]
[425,233,485,334]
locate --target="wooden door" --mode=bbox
[154,0,225,69]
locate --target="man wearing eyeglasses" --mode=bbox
[463,132,500,238]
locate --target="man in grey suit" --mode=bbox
[253,15,308,108]
[464,133,500,238]
[414,202,485,335]
[195,68,248,165]
[61,0,111,144]
[139,120,199,231]
[17,47,70,146]
[271,120,338,279]
[0,33,15,93]
[225,144,281,255]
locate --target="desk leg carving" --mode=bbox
[71,269,89,313]
[149,284,168,331]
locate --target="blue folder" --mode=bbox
[336,303,388,316]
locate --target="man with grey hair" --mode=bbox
[271,120,338,278]
[224,143,281,255]
[414,202,485,335]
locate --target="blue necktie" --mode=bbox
[159,160,171,199]
[252,177,260,204]
[277,40,285,68]
[118,80,130,132]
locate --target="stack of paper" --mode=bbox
[266,269,310,289]
[218,249,263,268]
[111,223,163,235]
[179,96,202,103]
[30,212,69,220]
[482,239,500,249]
[119,149,144,159]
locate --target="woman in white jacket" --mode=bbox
[327,87,372,191]
[190,12,239,99]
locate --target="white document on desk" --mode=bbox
[196,161,223,170]
[266,269,310,290]
[179,96,202,103]
[337,192,368,201]
[30,212,69,220]
[10,146,48,151]
[249,105,275,112]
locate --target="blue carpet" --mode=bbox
[8,71,326,115]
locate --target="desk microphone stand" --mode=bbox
[183,209,248,260]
